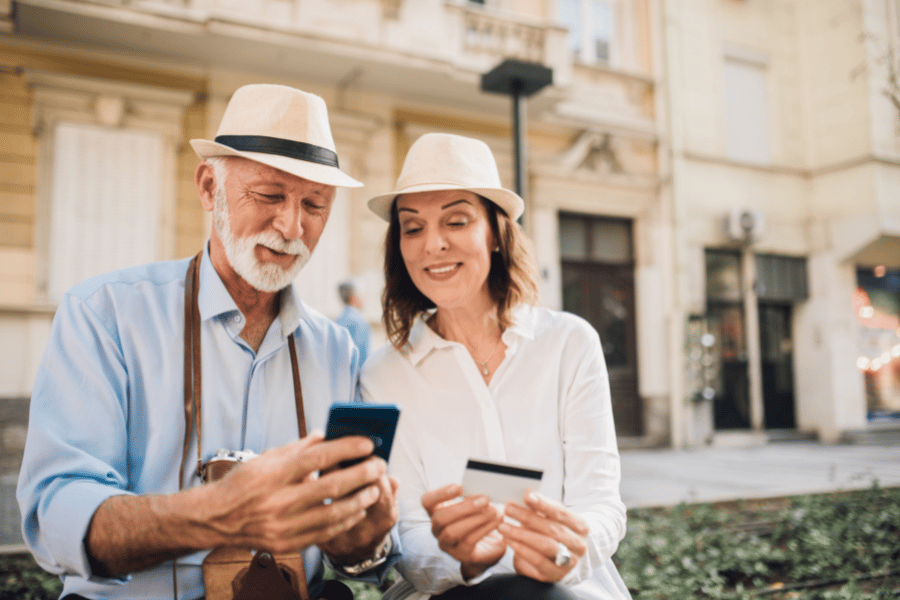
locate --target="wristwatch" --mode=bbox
[334,534,393,575]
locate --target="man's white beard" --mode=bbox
[213,184,311,293]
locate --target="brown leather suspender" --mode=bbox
[180,252,307,485]
[180,251,203,486]
[176,252,309,600]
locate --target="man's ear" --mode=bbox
[195,161,217,213]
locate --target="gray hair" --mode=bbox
[206,156,230,192]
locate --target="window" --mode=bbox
[855,267,900,417]
[706,249,742,303]
[559,0,614,64]
[755,254,808,302]
[723,52,771,164]
[559,213,631,263]
[47,123,163,300]
[26,71,194,302]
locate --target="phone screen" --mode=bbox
[323,403,400,467]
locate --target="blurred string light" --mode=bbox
[858,344,900,372]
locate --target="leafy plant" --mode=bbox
[0,553,62,600]
[613,483,900,599]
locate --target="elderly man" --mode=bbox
[17,84,399,600]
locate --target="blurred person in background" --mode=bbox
[336,279,372,364]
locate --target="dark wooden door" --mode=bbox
[562,261,641,436]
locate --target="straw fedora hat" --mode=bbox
[367,133,524,221]
[190,84,362,188]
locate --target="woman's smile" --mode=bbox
[426,263,461,276]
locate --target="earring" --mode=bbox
[493,246,500,252]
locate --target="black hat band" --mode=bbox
[215,135,339,168]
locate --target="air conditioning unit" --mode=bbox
[726,208,765,241]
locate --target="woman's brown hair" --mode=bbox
[382,195,540,349]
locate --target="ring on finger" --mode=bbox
[554,541,571,567]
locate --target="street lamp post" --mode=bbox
[480,59,552,219]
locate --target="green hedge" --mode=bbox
[617,483,900,599]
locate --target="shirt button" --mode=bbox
[234,314,242,323]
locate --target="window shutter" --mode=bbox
[48,122,163,300]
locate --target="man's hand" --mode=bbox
[421,484,506,581]
[201,433,388,552]
[319,470,399,566]
[85,432,383,577]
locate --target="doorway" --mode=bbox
[759,304,797,429]
[559,214,641,436]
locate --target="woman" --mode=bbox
[361,133,632,600]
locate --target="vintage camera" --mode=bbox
[201,448,258,484]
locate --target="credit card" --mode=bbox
[460,459,543,505]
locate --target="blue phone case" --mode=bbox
[324,403,400,466]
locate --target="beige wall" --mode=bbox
[0,42,208,308]
[0,42,208,398]
[666,0,900,445]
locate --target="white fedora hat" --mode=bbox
[190,83,362,188]
[367,133,524,221]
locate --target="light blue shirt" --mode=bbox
[335,305,371,364]
[17,248,396,599]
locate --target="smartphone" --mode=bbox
[323,402,401,467]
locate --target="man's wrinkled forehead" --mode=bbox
[222,156,337,200]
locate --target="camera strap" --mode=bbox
[181,252,307,485]
[176,251,309,600]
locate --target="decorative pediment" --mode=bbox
[380,0,402,19]
[557,130,624,175]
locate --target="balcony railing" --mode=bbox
[447,2,570,80]
[44,0,571,82]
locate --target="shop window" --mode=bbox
[705,249,749,429]
[855,267,900,418]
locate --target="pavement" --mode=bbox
[2,440,899,550]
[619,440,900,508]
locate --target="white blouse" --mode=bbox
[361,304,632,600]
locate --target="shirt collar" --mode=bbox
[405,304,536,366]
[503,304,537,342]
[197,244,303,338]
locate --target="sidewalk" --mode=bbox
[619,440,900,508]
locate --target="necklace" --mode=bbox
[474,336,503,376]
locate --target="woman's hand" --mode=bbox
[498,492,589,583]
[421,484,507,580]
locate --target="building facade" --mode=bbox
[0,0,898,494]
[663,0,900,446]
